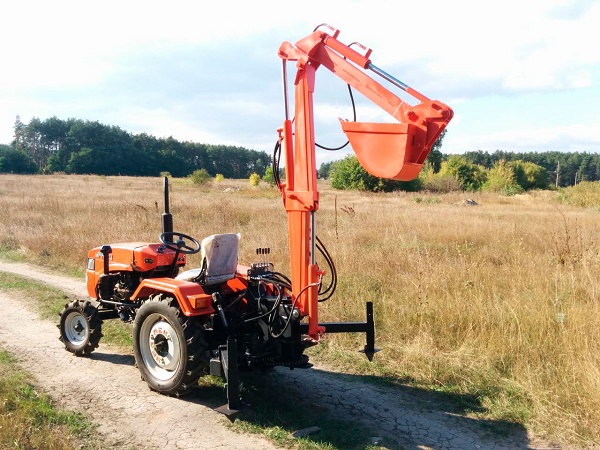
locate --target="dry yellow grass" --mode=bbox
[1,174,600,446]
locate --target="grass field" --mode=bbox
[1,173,599,447]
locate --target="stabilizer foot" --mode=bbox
[361,301,380,361]
[213,338,245,422]
[214,404,242,422]
[360,346,382,362]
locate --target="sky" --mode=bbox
[1,0,599,167]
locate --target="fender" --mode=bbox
[131,278,215,316]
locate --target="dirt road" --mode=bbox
[0,261,558,450]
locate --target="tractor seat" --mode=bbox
[175,233,240,285]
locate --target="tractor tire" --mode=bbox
[58,300,103,356]
[132,294,208,396]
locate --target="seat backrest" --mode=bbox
[200,233,240,285]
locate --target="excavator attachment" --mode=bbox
[340,94,453,181]
[278,25,454,341]
[338,73,453,181]
[280,24,453,183]
[340,121,421,181]
[340,93,453,181]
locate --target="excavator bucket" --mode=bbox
[340,120,427,181]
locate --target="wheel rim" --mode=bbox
[64,311,89,347]
[139,313,182,381]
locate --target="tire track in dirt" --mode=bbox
[0,261,559,450]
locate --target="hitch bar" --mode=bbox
[299,302,381,361]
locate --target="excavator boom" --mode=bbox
[278,25,454,339]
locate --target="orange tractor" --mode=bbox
[58,24,453,418]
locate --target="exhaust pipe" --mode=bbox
[161,176,173,242]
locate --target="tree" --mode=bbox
[578,155,595,183]
[66,147,96,174]
[462,150,494,168]
[12,115,26,151]
[22,117,45,170]
[249,173,261,186]
[509,160,549,190]
[262,166,275,186]
[439,155,486,191]
[12,117,274,178]
[419,166,462,192]
[188,168,212,185]
[0,144,38,173]
[425,128,447,173]
[318,160,335,179]
[330,155,421,192]
[482,160,523,196]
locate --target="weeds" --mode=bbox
[557,181,600,209]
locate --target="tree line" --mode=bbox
[319,150,600,187]
[1,116,271,178]
[459,150,600,188]
[318,129,600,193]
[3,116,599,191]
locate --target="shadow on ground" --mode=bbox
[89,352,135,367]
[237,368,538,449]
[88,350,538,449]
[254,366,539,449]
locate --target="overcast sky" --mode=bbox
[2,0,599,167]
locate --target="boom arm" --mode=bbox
[277,25,453,340]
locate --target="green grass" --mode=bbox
[101,320,133,347]
[0,349,99,450]
[0,271,69,320]
[0,271,133,348]
[0,243,27,262]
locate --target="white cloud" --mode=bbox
[421,1,600,92]
[446,116,600,154]
[1,0,599,160]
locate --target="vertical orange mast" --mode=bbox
[278,34,323,340]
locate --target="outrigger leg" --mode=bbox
[300,301,381,361]
[213,338,244,421]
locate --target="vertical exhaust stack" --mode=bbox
[161,176,174,243]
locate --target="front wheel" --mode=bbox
[58,300,103,356]
[133,294,208,396]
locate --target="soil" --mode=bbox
[0,261,562,450]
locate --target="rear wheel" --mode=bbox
[133,294,208,396]
[58,300,103,356]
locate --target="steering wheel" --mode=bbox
[159,232,201,255]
